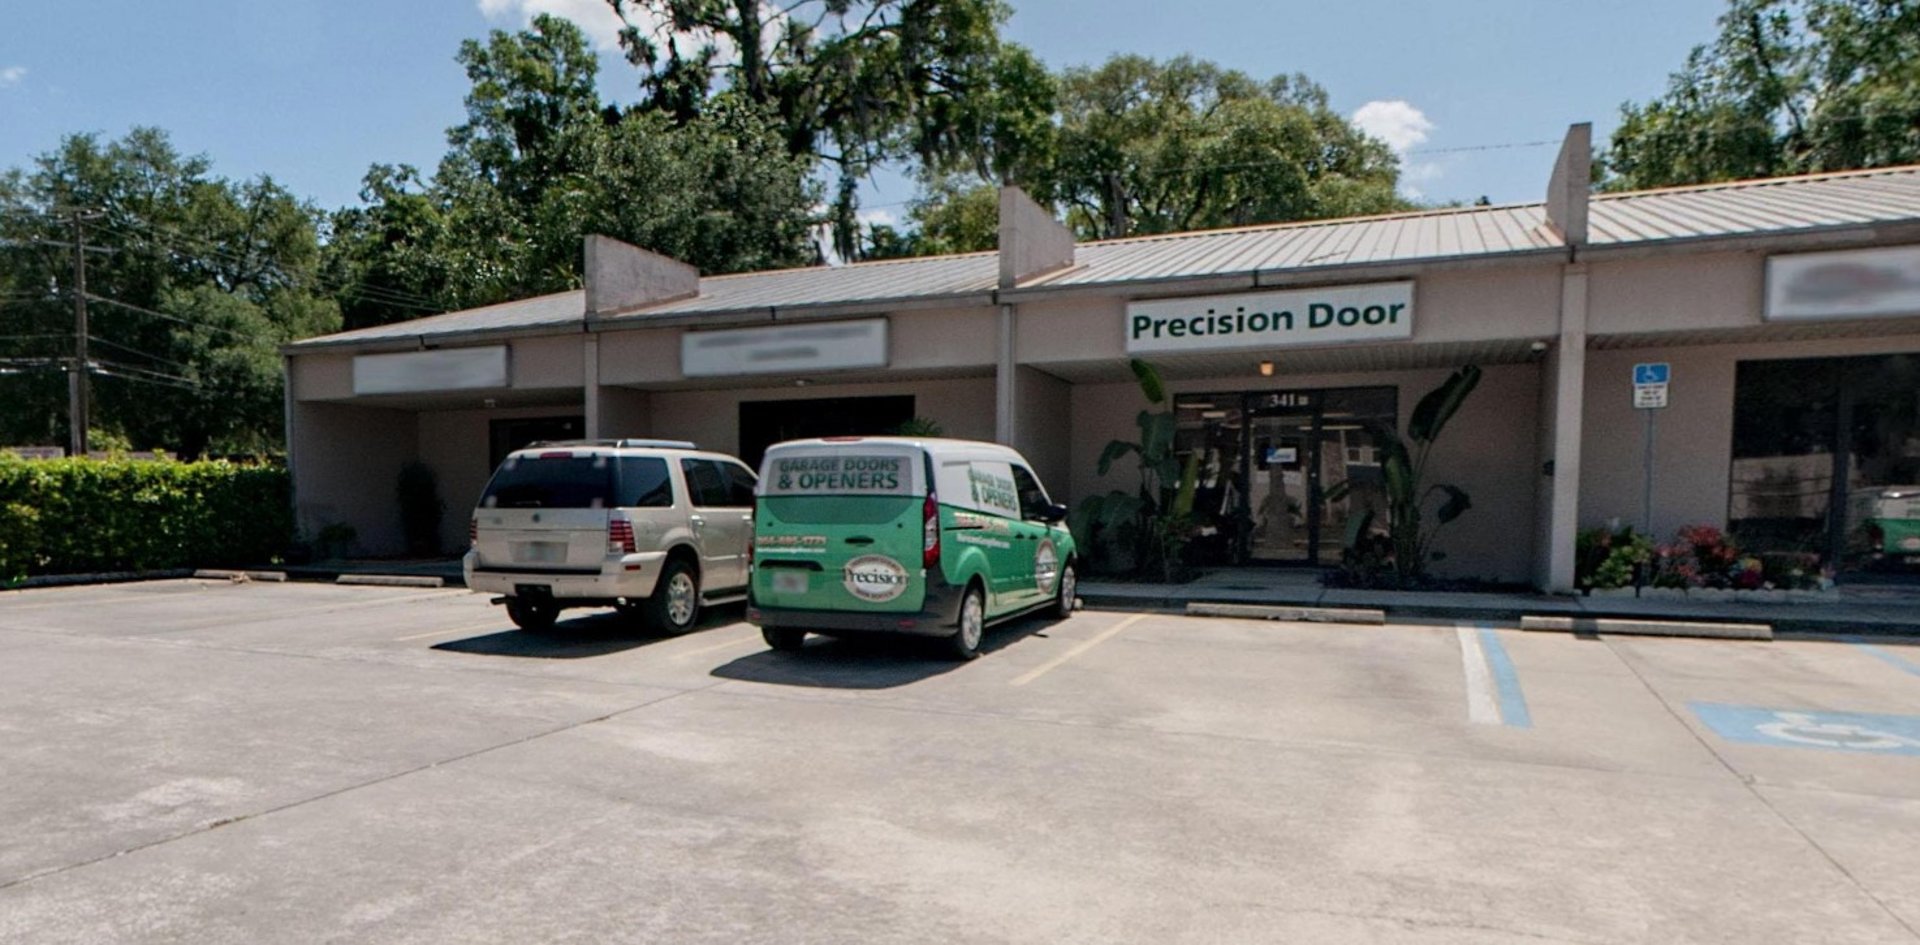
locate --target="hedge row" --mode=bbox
[0,455,292,584]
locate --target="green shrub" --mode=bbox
[0,454,291,585]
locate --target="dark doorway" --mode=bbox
[1729,353,1920,572]
[489,416,585,469]
[738,395,916,469]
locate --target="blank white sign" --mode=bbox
[1767,245,1920,321]
[353,346,509,395]
[682,319,888,377]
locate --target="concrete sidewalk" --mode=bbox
[1081,568,1920,635]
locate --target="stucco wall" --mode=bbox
[1067,363,1542,582]
[1579,332,1920,539]
[1012,366,1072,495]
[415,404,580,553]
[290,401,417,556]
[510,335,586,389]
[1587,252,1763,335]
[647,377,997,459]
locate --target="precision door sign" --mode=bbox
[1125,281,1414,354]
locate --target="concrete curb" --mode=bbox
[1187,602,1387,625]
[335,574,446,588]
[2,569,196,591]
[192,569,289,583]
[1521,615,1772,641]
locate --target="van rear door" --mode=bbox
[752,445,926,613]
[472,452,616,571]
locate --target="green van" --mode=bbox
[747,437,1078,660]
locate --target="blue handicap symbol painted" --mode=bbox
[1634,362,1670,385]
[1690,702,1920,756]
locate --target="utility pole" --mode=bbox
[68,212,90,457]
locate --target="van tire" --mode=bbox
[1053,560,1078,619]
[763,627,807,652]
[506,598,558,631]
[944,584,986,661]
[644,559,701,635]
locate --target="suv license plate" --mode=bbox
[513,541,566,563]
[772,571,809,594]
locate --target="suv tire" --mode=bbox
[644,558,701,635]
[506,597,558,631]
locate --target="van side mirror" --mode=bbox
[1036,502,1069,524]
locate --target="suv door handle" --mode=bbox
[689,515,706,529]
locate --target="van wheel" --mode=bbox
[1054,560,1078,619]
[645,559,701,635]
[763,627,807,652]
[944,584,986,661]
[506,598,557,631]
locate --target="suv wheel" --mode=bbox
[645,559,701,635]
[506,597,558,631]
[944,584,986,661]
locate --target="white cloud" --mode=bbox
[1352,99,1438,199]
[0,66,26,87]
[477,0,637,51]
[1351,99,1433,153]
[858,208,898,228]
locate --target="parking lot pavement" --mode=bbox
[4,580,1920,943]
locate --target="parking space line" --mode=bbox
[1850,638,1920,679]
[672,632,764,660]
[1457,623,1531,728]
[1009,613,1148,686]
[1456,625,1501,724]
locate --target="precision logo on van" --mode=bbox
[843,555,910,602]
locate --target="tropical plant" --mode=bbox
[892,416,946,437]
[1338,365,1482,584]
[1068,359,1201,580]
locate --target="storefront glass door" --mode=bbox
[1175,387,1396,566]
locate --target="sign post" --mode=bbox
[1633,362,1670,537]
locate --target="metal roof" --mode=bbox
[1588,165,1920,244]
[294,289,586,347]
[291,165,1920,350]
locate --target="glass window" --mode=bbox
[680,459,728,508]
[722,462,758,507]
[616,457,673,508]
[1010,465,1050,520]
[480,455,611,509]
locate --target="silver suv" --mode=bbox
[463,439,757,634]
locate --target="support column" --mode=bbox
[1543,265,1588,591]
[582,335,601,439]
[995,304,1016,444]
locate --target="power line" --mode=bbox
[80,293,254,343]
[85,334,194,372]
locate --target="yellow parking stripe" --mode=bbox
[394,620,506,642]
[1010,613,1148,686]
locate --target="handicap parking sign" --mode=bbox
[1633,363,1670,385]
[1690,702,1920,756]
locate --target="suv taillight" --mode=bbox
[923,493,940,569]
[608,515,636,555]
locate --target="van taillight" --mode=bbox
[608,515,636,555]
[469,518,477,548]
[923,493,940,569]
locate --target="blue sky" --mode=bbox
[0,0,1727,223]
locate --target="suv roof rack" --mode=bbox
[525,438,699,451]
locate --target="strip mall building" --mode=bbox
[284,125,1920,590]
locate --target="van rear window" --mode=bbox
[763,454,913,496]
[761,495,917,525]
[481,455,612,509]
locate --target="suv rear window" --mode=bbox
[481,455,612,509]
